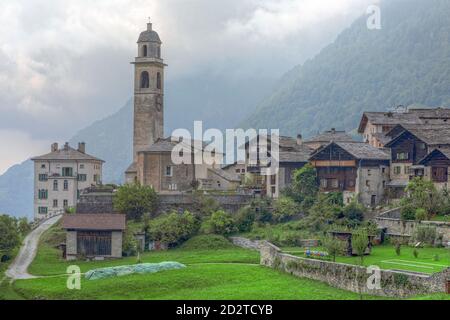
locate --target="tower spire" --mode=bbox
[147,17,152,31]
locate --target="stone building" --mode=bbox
[384,126,450,196]
[62,213,125,260]
[309,142,390,206]
[125,22,239,193]
[126,21,166,183]
[31,142,104,220]
[358,107,450,148]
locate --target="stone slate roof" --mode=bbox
[139,137,212,153]
[125,162,137,173]
[409,107,450,119]
[62,214,126,231]
[387,127,450,146]
[31,146,104,162]
[419,148,450,165]
[305,130,355,144]
[138,24,162,43]
[278,145,313,163]
[334,142,390,160]
[371,132,391,145]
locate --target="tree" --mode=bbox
[286,164,318,208]
[402,177,442,216]
[201,210,236,235]
[17,217,31,236]
[0,215,20,255]
[113,184,159,221]
[352,229,369,266]
[272,196,300,223]
[342,201,366,227]
[322,234,346,262]
[148,211,198,246]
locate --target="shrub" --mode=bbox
[181,235,233,250]
[201,210,236,235]
[148,211,199,246]
[122,231,138,257]
[413,248,419,259]
[342,201,366,224]
[414,225,437,245]
[415,208,428,221]
[234,206,256,232]
[322,234,346,262]
[433,254,440,261]
[0,215,21,255]
[272,197,300,223]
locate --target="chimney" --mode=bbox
[64,142,69,151]
[331,128,336,133]
[51,143,58,152]
[78,142,86,154]
[296,134,303,145]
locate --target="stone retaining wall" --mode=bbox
[158,194,253,214]
[260,241,449,298]
[376,217,450,244]
[229,237,262,250]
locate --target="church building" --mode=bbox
[125,22,239,193]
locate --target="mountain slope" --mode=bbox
[243,0,450,137]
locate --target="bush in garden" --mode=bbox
[271,196,300,223]
[395,242,401,256]
[415,208,428,221]
[413,248,419,259]
[122,230,138,257]
[147,211,198,246]
[322,234,346,262]
[200,210,237,235]
[414,225,437,245]
[114,183,159,221]
[234,206,256,232]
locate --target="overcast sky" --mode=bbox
[0,0,377,174]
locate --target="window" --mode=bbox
[41,164,46,169]
[38,207,48,214]
[396,152,409,160]
[62,167,73,177]
[235,169,240,173]
[142,45,148,57]
[140,71,150,89]
[93,175,99,183]
[38,174,48,181]
[394,166,401,175]
[64,180,69,191]
[330,179,339,189]
[404,166,410,175]
[320,179,327,188]
[382,167,386,174]
[270,175,276,185]
[366,180,370,188]
[157,72,162,89]
[80,164,85,169]
[165,166,173,177]
[157,46,161,58]
[53,199,58,208]
[383,181,386,188]
[271,186,276,194]
[78,174,87,182]
[77,189,81,199]
[432,167,448,183]
[38,189,48,200]
[63,200,68,208]
[53,180,58,191]
[418,143,426,150]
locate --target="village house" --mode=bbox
[419,148,450,190]
[309,142,390,207]
[31,142,104,220]
[358,107,450,148]
[384,126,450,196]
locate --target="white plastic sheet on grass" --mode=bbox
[85,262,186,280]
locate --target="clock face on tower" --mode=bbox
[155,95,162,112]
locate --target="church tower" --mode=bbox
[132,20,166,161]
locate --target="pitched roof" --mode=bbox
[409,107,450,119]
[278,145,313,163]
[125,162,137,173]
[358,112,422,133]
[208,168,240,182]
[62,214,126,231]
[386,127,450,147]
[334,142,390,160]
[31,145,104,162]
[419,148,450,165]
[305,129,355,144]
[138,137,214,153]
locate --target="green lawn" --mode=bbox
[431,215,450,222]
[282,245,450,274]
[14,264,381,300]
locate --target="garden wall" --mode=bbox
[376,216,450,244]
[260,241,450,298]
[158,194,253,214]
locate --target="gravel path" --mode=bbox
[5,215,62,280]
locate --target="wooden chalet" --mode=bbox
[309,142,390,207]
[419,148,450,188]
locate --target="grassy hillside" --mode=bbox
[243,0,450,137]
